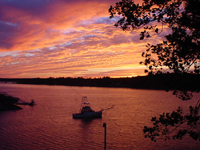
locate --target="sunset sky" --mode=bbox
[0,0,166,78]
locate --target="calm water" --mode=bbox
[0,83,199,150]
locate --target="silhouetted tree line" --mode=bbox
[0,73,200,90]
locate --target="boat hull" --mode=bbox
[72,111,102,119]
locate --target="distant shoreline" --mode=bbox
[1,73,200,91]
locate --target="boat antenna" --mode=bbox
[70,86,83,97]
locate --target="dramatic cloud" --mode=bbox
[0,0,166,78]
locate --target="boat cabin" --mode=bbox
[81,106,94,113]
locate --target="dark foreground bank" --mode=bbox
[0,93,22,111]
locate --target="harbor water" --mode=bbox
[0,83,199,150]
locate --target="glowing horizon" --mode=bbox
[0,0,165,78]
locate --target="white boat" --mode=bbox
[72,96,102,119]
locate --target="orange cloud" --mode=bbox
[0,0,166,78]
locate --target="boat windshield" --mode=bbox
[81,106,94,113]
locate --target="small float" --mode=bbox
[72,96,102,119]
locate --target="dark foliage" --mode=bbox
[144,103,200,142]
[109,0,200,141]
[109,0,200,74]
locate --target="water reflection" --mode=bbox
[81,118,101,123]
[0,83,199,150]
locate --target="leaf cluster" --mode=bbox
[109,0,200,74]
[143,101,200,142]
[173,90,193,101]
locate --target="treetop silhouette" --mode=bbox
[109,0,200,141]
[109,0,200,75]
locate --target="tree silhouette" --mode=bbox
[109,0,200,141]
